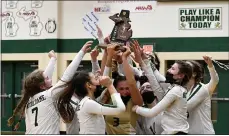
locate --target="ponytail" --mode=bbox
[56,80,75,123]
[56,71,90,123]
[7,93,30,130]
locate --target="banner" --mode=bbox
[82,11,99,39]
[94,1,157,13]
[143,45,153,54]
[179,7,222,30]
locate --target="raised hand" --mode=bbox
[81,41,93,53]
[130,40,143,64]
[96,24,104,39]
[90,46,99,61]
[113,52,123,64]
[48,50,56,59]
[203,55,213,68]
[107,44,121,58]
[99,76,112,87]
[104,35,111,44]
[121,46,131,60]
[132,105,139,112]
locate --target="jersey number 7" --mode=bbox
[32,107,38,127]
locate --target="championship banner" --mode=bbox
[94,1,157,13]
[179,7,222,30]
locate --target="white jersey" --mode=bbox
[25,50,85,134]
[77,93,125,134]
[136,112,163,135]
[187,83,214,134]
[25,90,60,134]
[136,85,189,134]
[66,95,80,134]
[187,65,219,134]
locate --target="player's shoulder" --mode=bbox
[168,84,187,95]
[71,95,80,103]
[79,96,94,108]
[30,91,49,100]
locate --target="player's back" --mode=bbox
[188,83,215,134]
[25,90,60,134]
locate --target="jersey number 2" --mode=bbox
[32,107,38,127]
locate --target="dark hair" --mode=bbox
[112,71,120,79]
[139,75,149,86]
[187,60,204,83]
[56,71,91,123]
[7,69,44,130]
[113,75,126,88]
[149,52,160,70]
[175,60,192,86]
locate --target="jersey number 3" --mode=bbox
[32,107,38,127]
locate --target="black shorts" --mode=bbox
[175,131,187,135]
[60,131,66,135]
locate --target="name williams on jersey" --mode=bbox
[27,95,46,109]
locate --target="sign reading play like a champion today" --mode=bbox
[179,7,222,30]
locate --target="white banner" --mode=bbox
[179,7,222,30]
[82,11,100,39]
[94,1,157,13]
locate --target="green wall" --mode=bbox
[1,37,229,53]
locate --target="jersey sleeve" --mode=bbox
[91,60,101,74]
[117,63,125,75]
[131,65,142,77]
[136,87,179,118]
[205,65,219,95]
[153,70,166,82]
[84,93,125,115]
[48,50,85,98]
[43,57,56,79]
[103,66,112,77]
[141,59,166,101]
[118,63,142,77]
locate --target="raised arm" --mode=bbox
[122,46,143,106]
[83,93,125,115]
[131,40,166,101]
[43,50,57,79]
[141,59,166,101]
[90,47,101,74]
[203,56,219,95]
[103,44,120,77]
[117,58,142,77]
[133,86,179,118]
[96,25,108,74]
[49,41,93,96]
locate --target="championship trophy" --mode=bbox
[98,10,132,52]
